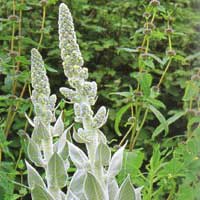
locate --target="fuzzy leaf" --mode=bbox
[32,122,50,142]
[46,153,68,188]
[27,139,44,167]
[68,142,89,169]
[84,173,106,200]
[67,191,80,200]
[31,185,55,200]
[115,175,136,200]
[26,161,46,189]
[95,142,111,166]
[108,144,125,178]
[53,125,72,160]
[93,106,108,128]
[68,170,87,200]
[108,179,119,200]
[53,111,64,137]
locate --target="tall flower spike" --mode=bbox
[27,48,69,200]
[58,3,84,78]
[31,48,50,105]
[59,3,142,200]
[31,48,56,125]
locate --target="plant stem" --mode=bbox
[38,5,46,50]
[129,102,141,151]
[131,108,149,149]
[157,59,172,88]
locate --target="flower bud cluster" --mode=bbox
[31,48,56,124]
[58,4,84,78]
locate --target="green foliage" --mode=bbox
[0,0,199,199]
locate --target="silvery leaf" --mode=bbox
[68,142,89,169]
[107,144,125,178]
[53,124,73,160]
[108,179,119,200]
[84,173,106,200]
[31,185,55,200]
[73,128,91,143]
[95,142,111,166]
[27,138,44,167]
[32,122,50,142]
[92,106,108,128]
[67,190,80,200]
[60,191,66,200]
[98,130,107,144]
[25,161,46,189]
[114,175,136,200]
[25,112,35,127]
[67,170,87,200]
[135,187,143,200]
[53,111,64,137]
[46,152,68,188]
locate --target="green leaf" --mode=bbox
[84,173,106,200]
[137,73,152,97]
[146,98,166,109]
[147,53,165,65]
[152,111,185,139]
[114,103,132,136]
[119,150,144,181]
[116,175,136,200]
[31,185,55,200]
[183,81,199,101]
[110,91,132,98]
[46,153,68,188]
[117,47,138,53]
[149,105,168,135]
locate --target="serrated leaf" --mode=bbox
[148,53,165,65]
[149,105,168,135]
[183,81,199,101]
[25,161,46,189]
[152,111,185,139]
[117,47,138,53]
[115,175,136,200]
[146,98,166,109]
[114,103,132,136]
[46,153,68,188]
[137,73,152,97]
[84,173,106,200]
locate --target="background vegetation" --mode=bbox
[0,0,200,199]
